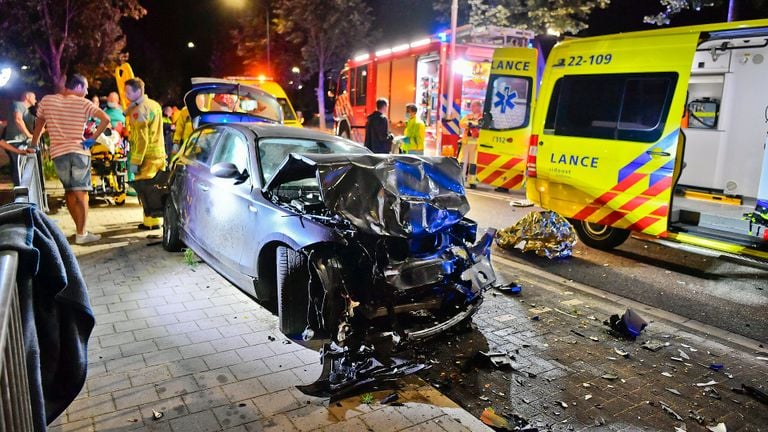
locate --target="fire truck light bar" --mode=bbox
[410,38,432,48]
[354,53,370,62]
[375,48,392,57]
[392,44,410,53]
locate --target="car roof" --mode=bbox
[225,122,361,143]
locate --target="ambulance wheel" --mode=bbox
[571,219,630,250]
[162,199,183,252]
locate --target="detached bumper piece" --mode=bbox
[297,343,428,403]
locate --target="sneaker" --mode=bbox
[75,232,101,245]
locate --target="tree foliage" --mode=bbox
[0,0,145,90]
[435,0,610,35]
[644,0,768,25]
[273,0,375,129]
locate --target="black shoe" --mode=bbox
[494,187,509,193]
[468,183,477,189]
[138,223,161,230]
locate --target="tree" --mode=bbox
[435,0,610,35]
[644,0,768,25]
[273,0,375,129]
[0,0,145,90]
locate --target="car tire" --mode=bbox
[163,198,184,252]
[276,246,310,340]
[570,219,630,250]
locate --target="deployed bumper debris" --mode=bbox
[606,308,648,339]
[496,211,577,259]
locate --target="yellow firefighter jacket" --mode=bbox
[126,95,166,180]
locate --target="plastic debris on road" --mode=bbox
[707,423,727,432]
[642,339,669,351]
[606,308,648,339]
[496,211,577,259]
[479,407,537,431]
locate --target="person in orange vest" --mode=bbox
[458,100,483,188]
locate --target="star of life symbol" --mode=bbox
[494,86,517,114]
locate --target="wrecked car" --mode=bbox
[147,122,500,347]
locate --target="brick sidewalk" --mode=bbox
[45,189,490,432]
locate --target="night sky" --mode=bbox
[116,0,768,107]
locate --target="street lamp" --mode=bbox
[187,41,196,48]
[291,66,300,74]
[220,0,271,75]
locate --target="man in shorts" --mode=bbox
[31,73,111,245]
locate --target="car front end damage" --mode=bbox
[265,153,507,398]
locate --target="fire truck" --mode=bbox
[333,26,534,174]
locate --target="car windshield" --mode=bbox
[258,137,367,184]
[193,90,282,123]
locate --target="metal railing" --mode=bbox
[0,142,50,431]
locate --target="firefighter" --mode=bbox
[401,103,426,155]
[172,105,193,158]
[458,100,483,188]
[124,77,166,229]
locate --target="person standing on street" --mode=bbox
[31,74,111,245]
[458,100,483,188]
[3,91,37,184]
[401,103,426,155]
[364,97,392,153]
[124,77,166,230]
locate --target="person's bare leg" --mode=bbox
[66,190,89,235]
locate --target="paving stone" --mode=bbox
[169,410,222,432]
[114,383,161,410]
[145,348,184,367]
[121,339,160,356]
[251,389,302,417]
[194,367,237,389]
[228,359,272,381]
[359,407,414,432]
[129,365,173,387]
[92,408,144,431]
[258,369,300,393]
[212,401,262,428]
[259,413,300,432]
[145,314,180,327]
[139,395,189,423]
[182,387,230,413]
[99,331,136,348]
[202,350,243,369]
[47,417,96,432]
[168,358,210,378]
[114,319,149,333]
[217,323,252,337]
[86,372,131,396]
[210,336,249,352]
[286,404,337,431]
[156,375,200,398]
[134,326,171,341]
[175,309,210,323]
[220,376,269,402]
[263,352,304,372]
[394,402,445,426]
[166,321,201,335]
[155,334,194,350]
[188,328,224,344]
[319,417,368,432]
[106,353,147,373]
[180,342,218,359]
[65,393,116,421]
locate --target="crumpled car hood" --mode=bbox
[265,153,469,237]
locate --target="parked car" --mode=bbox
[145,90,502,353]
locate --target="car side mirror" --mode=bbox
[211,162,240,179]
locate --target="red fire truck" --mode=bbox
[333,26,534,160]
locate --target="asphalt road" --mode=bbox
[464,186,768,343]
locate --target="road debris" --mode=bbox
[477,351,515,370]
[688,410,705,424]
[706,423,727,432]
[733,384,768,405]
[709,363,724,371]
[496,210,577,259]
[606,308,648,339]
[571,329,586,338]
[479,407,536,431]
[642,339,669,352]
[555,400,568,409]
[660,401,684,421]
[601,374,619,380]
[589,336,599,342]
[151,410,163,420]
[696,380,719,387]
[584,394,593,400]
[554,308,578,318]
[662,372,674,377]
[666,388,682,396]
[614,348,630,358]
[678,350,691,360]
[671,357,684,362]
[380,393,399,404]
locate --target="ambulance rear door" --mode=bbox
[527,30,700,237]
[476,47,537,190]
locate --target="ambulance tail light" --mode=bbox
[526,134,538,178]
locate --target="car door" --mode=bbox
[476,47,538,190]
[205,127,256,273]
[177,126,221,247]
[527,31,699,236]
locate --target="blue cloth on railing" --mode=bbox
[0,202,94,431]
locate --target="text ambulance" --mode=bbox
[526,19,768,262]
[333,25,533,171]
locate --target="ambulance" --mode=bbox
[526,19,768,262]
[225,76,303,127]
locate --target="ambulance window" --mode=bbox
[548,73,676,143]
[483,75,531,130]
[354,65,368,106]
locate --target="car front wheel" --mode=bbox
[276,246,310,340]
[570,219,630,250]
[163,198,184,252]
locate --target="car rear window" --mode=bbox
[544,72,678,142]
